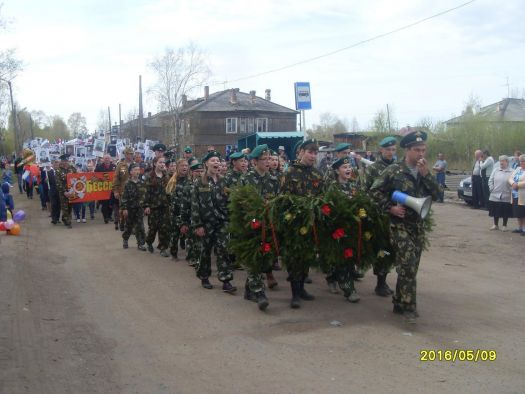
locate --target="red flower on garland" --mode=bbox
[261,242,272,253]
[344,248,354,259]
[321,204,331,216]
[332,228,345,239]
[250,219,261,230]
[312,179,320,188]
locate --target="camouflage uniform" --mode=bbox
[55,164,77,226]
[121,178,146,246]
[241,169,280,293]
[280,162,324,280]
[223,168,244,193]
[370,160,440,313]
[143,172,171,250]
[180,178,201,266]
[191,176,233,282]
[169,176,188,257]
[112,160,132,229]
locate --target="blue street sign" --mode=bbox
[294,82,312,110]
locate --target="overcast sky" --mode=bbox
[2,0,524,132]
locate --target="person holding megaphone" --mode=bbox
[370,130,441,323]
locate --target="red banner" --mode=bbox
[66,172,114,202]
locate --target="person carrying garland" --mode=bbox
[191,151,236,294]
[280,139,324,308]
[121,163,147,250]
[370,130,441,323]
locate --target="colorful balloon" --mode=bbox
[6,210,12,220]
[8,223,21,235]
[0,222,5,231]
[4,219,14,230]
[13,210,26,222]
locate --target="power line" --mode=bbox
[216,0,476,85]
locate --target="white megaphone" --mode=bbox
[391,191,432,219]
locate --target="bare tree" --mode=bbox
[148,43,210,149]
[67,112,88,138]
[307,112,348,141]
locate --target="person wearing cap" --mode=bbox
[280,139,324,308]
[325,143,358,181]
[240,144,280,310]
[324,157,361,302]
[166,159,190,259]
[112,146,134,231]
[152,143,167,158]
[364,135,398,297]
[95,154,116,224]
[55,153,77,228]
[143,156,171,257]
[370,130,441,323]
[269,150,282,178]
[183,146,193,161]
[179,159,204,267]
[120,163,147,251]
[278,145,288,162]
[191,151,236,293]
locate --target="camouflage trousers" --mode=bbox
[169,218,182,256]
[122,208,145,245]
[185,233,202,265]
[59,194,72,225]
[196,225,233,282]
[246,262,272,293]
[146,207,171,250]
[390,222,424,312]
[325,264,356,297]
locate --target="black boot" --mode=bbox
[299,280,315,301]
[290,281,301,309]
[244,282,257,302]
[375,274,393,297]
[123,239,128,249]
[255,291,269,311]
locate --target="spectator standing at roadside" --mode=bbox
[14,152,24,194]
[481,150,494,209]
[511,150,522,170]
[471,150,484,209]
[488,155,513,231]
[432,153,447,203]
[509,154,525,235]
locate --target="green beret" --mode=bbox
[59,154,70,161]
[128,163,140,173]
[332,157,351,170]
[184,146,193,153]
[229,152,245,160]
[270,150,278,156]
[293,140,303,153]
[152,143,167,152]
[249,144,269,159]
[334,143,352,152]
[190,161,203,170]
[299,139,319,151]
[187,156,196,165]
[202,150,221,162]
[379,136,397,148]
[400,130,427,148]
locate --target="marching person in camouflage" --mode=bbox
[240,145,280,310]
[325,157,361,302]
[364,136,398,297]
[143,156,171,257]
[280,139,324,308]
[191,151,236,293]
[121,163,146,250]
[55,154,77,228]
[370,130,441,323]
[180,160,204,267]
[112,146,135,231]
[223,152,247,193]
[167,159,189,259]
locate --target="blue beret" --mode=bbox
[379,136,397,148]
[400,131,427,148]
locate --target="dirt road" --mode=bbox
[1,195,524,394]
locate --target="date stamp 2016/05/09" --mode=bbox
[420,349,497,362]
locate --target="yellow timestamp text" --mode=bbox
[420,349,497,362]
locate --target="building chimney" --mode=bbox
[147,112,151,118]
[182,94,187,107]
[230,88,238,105]
[204,86,209,100]
[249,90,256,103]
[265,89,271,101]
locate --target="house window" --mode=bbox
[239,118,247,133]
[226,118,238,134]
[256,118,268,132]
[247,118,255,133]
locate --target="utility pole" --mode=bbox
[7,81,20,153]
[107,106,112,137]
[386,104,392,133]
[118,103,122,139]
[29,113,34,139]
[138,75,144,142]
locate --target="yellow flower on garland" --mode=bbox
[364,231,372,241]
[377,250,386,258]
[299,226,309,235]
[284,212,293,222]
[358,208,367,218]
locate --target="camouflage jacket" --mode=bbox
[191,175,228,229]
[120,178,145,210]
[281,163,324,196]
[179,177,196,227]
[223,169,244,196]
[369,160,441,226]
[363,155,395,191]
[112,160,132,195]
[143,172,170,209]
[55,164,77,195]
[170,176,188,223]
[241,169,280,200]
[329,178,360,199]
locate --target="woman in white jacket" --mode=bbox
[487,156,513,231]
[509,154,525,235]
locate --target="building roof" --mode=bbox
[446,98,525,124]
[181,89,299,114]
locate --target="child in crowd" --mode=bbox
[2,182,14,218]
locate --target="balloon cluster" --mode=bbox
[0,210,26,235]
